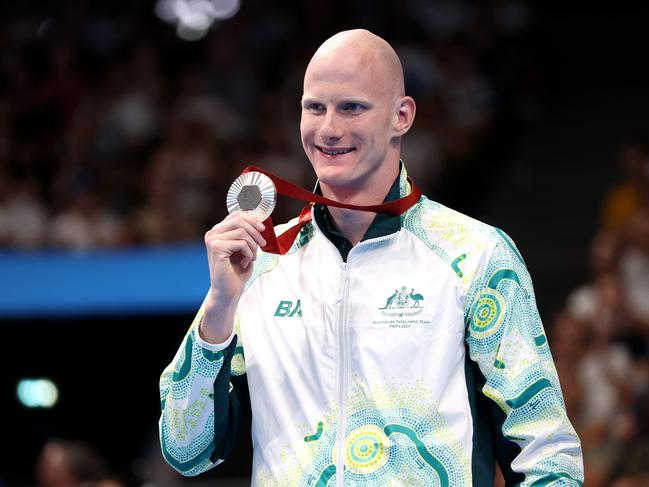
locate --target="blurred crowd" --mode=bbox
[35,439,126,487]
[6,1,649,487]
[549,140,649,487]
[0,0,536,251]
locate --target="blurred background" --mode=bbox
[1,0,649,486]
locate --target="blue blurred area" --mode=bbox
[0,244,209,318]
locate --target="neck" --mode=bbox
[319,161,400,245]
[327,207,377,245]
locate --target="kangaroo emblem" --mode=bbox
[381,290,399,309]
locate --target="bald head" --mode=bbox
[300,29,416,201]
[305,29,405,100]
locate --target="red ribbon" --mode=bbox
[241,165,422,255]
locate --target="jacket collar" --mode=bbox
[312,162,408,261]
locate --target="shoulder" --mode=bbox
[403,196,498,246]
[402,196,525,287]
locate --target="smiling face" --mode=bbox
[300,30,415,201]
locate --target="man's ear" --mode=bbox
[392,96,416,137]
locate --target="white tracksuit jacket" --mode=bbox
[159,166,584,486]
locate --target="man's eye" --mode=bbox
[305,103,324,112]
[342,102,364,112]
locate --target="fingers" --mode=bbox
[215,229,259,261]
[207,212,267,248]
[204,212,269,269]
[227,239,255,268]
[224,211,266,233]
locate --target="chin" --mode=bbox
[311,151,356,175]
[311,164,354,188]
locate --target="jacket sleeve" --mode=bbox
[159,305,249,476]
[464,229,584,486]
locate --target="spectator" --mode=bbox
[49,190,123,250]
[0,176,47,248]
[601,140,649,232]
[36,439,125,487]
[566,230,624,325]
[619,208,649,333]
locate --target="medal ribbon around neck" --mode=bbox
[226,165,422,255]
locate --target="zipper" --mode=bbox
[336,261,350,487]
[321,228,399,486]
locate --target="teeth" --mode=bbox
[320,147,353,155]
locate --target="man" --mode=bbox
[159,30,584,485]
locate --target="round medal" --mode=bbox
[226,171,277,221]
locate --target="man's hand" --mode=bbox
[200,212,266,343]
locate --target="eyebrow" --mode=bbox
[339,98,373,107]
[300,97,373,107]
[300,97,319,107]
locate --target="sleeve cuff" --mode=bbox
[193,321,236,352]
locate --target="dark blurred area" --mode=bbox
[1,0,649,486]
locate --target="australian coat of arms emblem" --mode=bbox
[379,286,424,317]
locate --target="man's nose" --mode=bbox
[319,111,343,140]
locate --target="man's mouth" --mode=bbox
[316,145,355,156]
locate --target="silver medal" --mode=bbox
[226,171,277,221]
